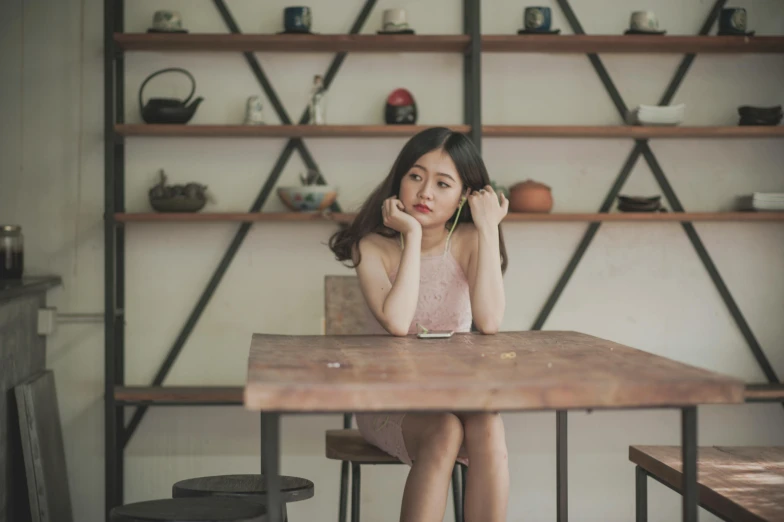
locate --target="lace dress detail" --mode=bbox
[356,241,472,466]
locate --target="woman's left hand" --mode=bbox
[467,185,509,231]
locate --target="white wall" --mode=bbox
[2,0,784,520]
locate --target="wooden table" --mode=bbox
[244,331,745,522]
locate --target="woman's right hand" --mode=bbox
[382,197,421,236]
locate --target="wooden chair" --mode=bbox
[172,474,314,522]
[109,497,267,522]
[631,388,784,522]
[324,275,466,522]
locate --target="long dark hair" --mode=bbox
[328,127,508,272]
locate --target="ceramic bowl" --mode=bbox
[150,196,206,213]
[277,185,338,212]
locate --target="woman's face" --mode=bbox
[398,148,465,228]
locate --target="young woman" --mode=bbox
[329,127,510,521]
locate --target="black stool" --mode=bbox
[172,474,315,522]
[109,497,267,522]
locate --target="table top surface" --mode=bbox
[244,331,745,412]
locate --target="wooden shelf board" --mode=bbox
[114,212,784,223]
[115,386,243,404]
[114,212,354,223]
[482,125,784,138]
[115,124,783,139]
[115,124,470,138]
[114,34,784,54]
[114,33,470,53]
[502,212,784,222]
[482,35,784,54]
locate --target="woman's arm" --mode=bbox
[467,225,504,334]
[466,186,508,334]
[355,230,422,336]
[355,197,423,336]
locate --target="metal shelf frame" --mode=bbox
[103,0,781,519]
[104,0,481,517]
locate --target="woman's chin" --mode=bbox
[417,215,446,229]
[409,212,431,225]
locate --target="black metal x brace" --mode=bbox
[537,0,780,387]
[544,2,780,521]
[122,0,379,446]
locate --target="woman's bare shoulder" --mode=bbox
[358,232,400,271]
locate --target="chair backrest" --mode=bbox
[324,275,378,335]
[324,275,379,429]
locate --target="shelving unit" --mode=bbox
[104,0,783,518]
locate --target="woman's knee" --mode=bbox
[462,413,507,457]
[407,413,464,462]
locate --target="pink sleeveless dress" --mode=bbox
[355,242,473,466]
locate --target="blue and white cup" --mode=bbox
[719,8,751,35]
[524,7,552,32]
[284,7,312,33]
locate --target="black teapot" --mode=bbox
[139,68,203,124]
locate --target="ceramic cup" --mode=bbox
[524,7,552,32]
[630,11,661,32]
[719,8,749,35]
[284,6,312,33]
[150,10,185,32]
[382,8,410,32]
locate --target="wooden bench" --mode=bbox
[630,445,784,522]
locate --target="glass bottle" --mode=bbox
[0,225,24,279]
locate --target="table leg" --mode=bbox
[681,407,697,522]
[557,410,568,522]
[261,413,281,522]
[635,466,647,522]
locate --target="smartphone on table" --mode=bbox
[416,329,454,339]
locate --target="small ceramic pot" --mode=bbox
[524,7,551,32]
[508,179,553,213]
[284,7,312,34]
[719,8,753,36]
[148,10,187,33]
[385,88,417,124]
[382,9,411,33]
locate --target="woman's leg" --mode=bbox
[400,413,464,522]
[458,412,509,522]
